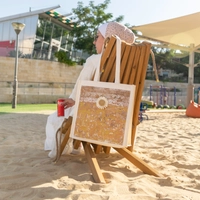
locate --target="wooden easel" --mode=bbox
[54,36,161,183]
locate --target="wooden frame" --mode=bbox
[54,36,161,183]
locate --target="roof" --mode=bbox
[0,5,74,30]
[132,11,200,53]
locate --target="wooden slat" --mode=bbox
[121,45,133,84]
[121,45,136,84]
[60,117,73,153]
[100,37,116,81]
[131,43,151,148]
[92,144,102,154]
[103,146,111,154]
[60,127,71,155]
[73,140,81,149]
[82,142,106,183]
[118,41,129,82]
[114,147,161,177]
[128,45,141,85]
[100,37,116,72]
[101,43,116,82]
[100,39,152,151]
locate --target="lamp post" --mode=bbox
[11,22,25,108]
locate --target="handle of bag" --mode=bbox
[94,35,121,83]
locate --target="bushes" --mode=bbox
[156,104,185,109]
[54,50,76,66]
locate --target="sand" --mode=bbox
[0,110,200,200]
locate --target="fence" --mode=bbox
[0,46,87,63]
[0,81,75,104]
[1,81,200,106]
[142,85,200,107]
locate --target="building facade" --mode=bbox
[0,5,75,61]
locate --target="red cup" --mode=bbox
[57,98,65,117]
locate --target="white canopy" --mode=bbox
[132,12,200,106]
[132,11,200,50]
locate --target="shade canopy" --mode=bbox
[132,12,200,106]
[132,11,200,53]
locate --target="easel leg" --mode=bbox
[114,147,161,177]
[82,142,106,183]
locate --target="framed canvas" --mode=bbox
[70,80,135,148]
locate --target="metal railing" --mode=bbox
[0,46,58,61]
[142,85,200,106]
[0,46,85,62]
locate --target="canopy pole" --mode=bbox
[186,44,195,107]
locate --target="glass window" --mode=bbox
[52,24,62,41]
[34,15,74,60]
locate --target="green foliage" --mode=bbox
[0,103,56,114]
[150,47,174,67]
[150,47,188,78]
[54,50,76,66]
[78,58,86,65]
[150,46,200,82]
[69,0,124,55]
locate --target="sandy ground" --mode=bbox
[0,110,200,200]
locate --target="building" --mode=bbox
[0,5,75,61]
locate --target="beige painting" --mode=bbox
[70,80,135,148]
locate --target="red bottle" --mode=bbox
[57,98,65,117]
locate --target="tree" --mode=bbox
[149,47,189,81]
[150,47,175,68]
[69,0,124,55]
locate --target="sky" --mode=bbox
[1,0,200,26]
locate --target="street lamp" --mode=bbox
[11,22,25,108]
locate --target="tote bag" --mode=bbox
[70,36,136,148]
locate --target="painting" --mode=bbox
[70,80,135,148]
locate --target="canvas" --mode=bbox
[70,79,135,148]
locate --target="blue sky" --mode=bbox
[1,0,200,26]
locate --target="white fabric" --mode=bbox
[44,54,101,158]
[115,36,121,84]
[98,23,108,37]
[93,53,102,82]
